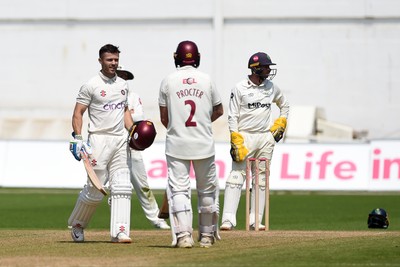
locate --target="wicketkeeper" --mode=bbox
[220,52,289,231]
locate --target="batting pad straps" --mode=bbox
[199,204,217,214]
[110,183,132,195]
[199,225,217,233]
[171,202,193,234]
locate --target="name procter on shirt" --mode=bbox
[159,66,222,160]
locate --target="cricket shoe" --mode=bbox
[71,224,84,242]
[199,234,214,248]
[153,220,171,230]
[176,234,193,248]
[111,232,132,243]
[220,221,234,231]
[250,223,266,231]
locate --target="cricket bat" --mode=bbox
[158,190,169,219]
[80,151,107,196]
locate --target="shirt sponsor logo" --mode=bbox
[183,78,197,85]
[247,102,271,109]
[104,101,125,110]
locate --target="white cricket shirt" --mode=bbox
[127,91,145,123]
[228,77,289,133]
[159,66,222,160]
[76,71,129,135]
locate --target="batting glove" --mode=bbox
[69,133,92,161]
[230,132,249,162]
[270,117,287,142]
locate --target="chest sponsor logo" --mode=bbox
[247,102,271,109]
[183,78,197,85]
[104,101,125,110]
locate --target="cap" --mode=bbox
[248,52,276,68]
[116,66,134,80]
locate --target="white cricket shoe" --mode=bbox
[71,224,84,242]
[111,232,132,243]
[220,221,234,231]
[199,234,214,248]
[154,220,171,230]
[176,234,193,248]
[250,223,266,231]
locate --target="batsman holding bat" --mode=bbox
[220,52,289,231]
[159,40,223,248]
[68,44,135,243]
[116,66,170,230]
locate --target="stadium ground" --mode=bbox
[0,188,399,266]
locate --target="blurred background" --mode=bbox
[1,0,399,190]
[1,0,399,142]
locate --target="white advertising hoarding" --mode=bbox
[0,140,399,191]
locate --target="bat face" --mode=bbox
[80,152,107,196]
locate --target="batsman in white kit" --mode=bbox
[68,44,135,243]
[159,40,224,248]
[116,66,170,230]
[220,52,289,231]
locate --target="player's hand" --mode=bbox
[270,117,287,142]
[230,132,249,162]
[69,133,92,161]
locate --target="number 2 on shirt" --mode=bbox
[185,100,197,127]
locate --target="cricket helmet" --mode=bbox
[129,120,157,151]
[248,52,277,80]
[367,208,389,229]
[174,40,200,68]
[116,66,134,80]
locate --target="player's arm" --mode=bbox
[211,103,223,122]
[227,87,240,132]
[124,106,134,131]
[271,86,290,142]
[228,87,248,161]
[72,102,87,135]
[70,102,91,161]
[159,106,168,128]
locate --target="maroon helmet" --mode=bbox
[174,40,200,68]
[129,120,157,151]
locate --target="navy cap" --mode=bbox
[248,52,276,68]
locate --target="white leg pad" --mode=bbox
[68,184,103,228]
[110,169,132,238]
[198,193,218,241]
[221,183,242,227]
[167,186,192,246]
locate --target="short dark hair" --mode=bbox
[99,44,120,58]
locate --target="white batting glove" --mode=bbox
[69,133,92,161]
[70,134,83,161]
[82,142,92,155]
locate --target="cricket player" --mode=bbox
[68,44,135,243]
[116,66,170,230]
[158,40,224,248]
[220,52,289,231]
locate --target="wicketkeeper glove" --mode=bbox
[270,117,287,143]
[69,132,92,161]
[230,132,249,162]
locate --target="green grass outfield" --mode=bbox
[0,188,399,266]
